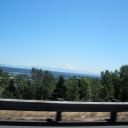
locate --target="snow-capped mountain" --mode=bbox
[59,63,76,70]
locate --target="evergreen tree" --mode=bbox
[3,79,16,99]
[65,76,79,101]
[42,71,56,100]
[119,65,128,101]
[111,70,121,100]
[53,75,66,100]
[101,70,114,101]
[78,77,90,101]
[31,68,56,100]
[90,78,102,101]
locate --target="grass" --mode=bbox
[0,110,128,121]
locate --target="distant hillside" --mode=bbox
[0,66,100,78]
[0,66,31,74]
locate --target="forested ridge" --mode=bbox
[0,65,128,102]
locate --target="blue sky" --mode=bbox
[0,0,128,74]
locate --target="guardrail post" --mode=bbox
[55,98,63,121]
[56,111,61,121]
[110,99,119,121]
[110,111,117,121]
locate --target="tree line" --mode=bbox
[0,65,128,102]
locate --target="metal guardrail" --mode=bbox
[0,98,128,121]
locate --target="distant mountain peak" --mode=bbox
[59,63,75,70]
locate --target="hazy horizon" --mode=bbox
[0,63,100,75]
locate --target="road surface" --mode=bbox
[0,126,128,128]
[0,120,128,128]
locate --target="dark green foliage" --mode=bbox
[0,69,10,88]
[0,65,128,102]
[119,65,128,101]
[65,76,80,101]
[31,68,56,100]
[111,70,121,100]
[23,80,36,99]
[31,68,44,99]
[14,76,27,99]
[41,71,56,100]
[78,77,90,101]
[53,75,66,100]
[2,79,16,98]
[90,78,102,101]
[101,70,114,101]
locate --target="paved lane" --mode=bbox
[0,120,128,128]
[0,126,128,128]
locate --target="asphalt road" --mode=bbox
[0,126,128,128]
[0,120,128,128]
